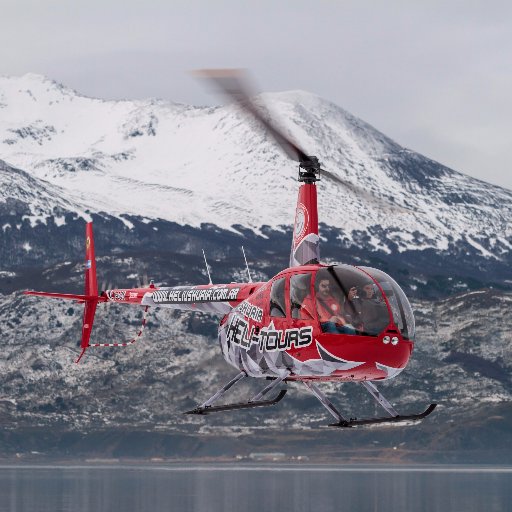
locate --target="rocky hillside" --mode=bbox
[0,286,510,462]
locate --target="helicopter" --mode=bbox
[25,70,436,428]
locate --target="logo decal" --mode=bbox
[294,203,309,244]
[107,290,126,301]
[236,301,263,322]
[226,317,313,352]
[86,236,91,250]
[152,287,240,304]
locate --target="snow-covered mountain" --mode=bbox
[1,74,511,462]
[1,73,511,257]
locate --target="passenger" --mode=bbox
[315,277,357,334]
[291,275,313,319]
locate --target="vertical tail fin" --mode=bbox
[76,222,99,363]
[25,221,149,362]
[289,183,320,267]
[84,222,98,297]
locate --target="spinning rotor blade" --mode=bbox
[322,168,363,194]
[195,69,409,212]
[321,169,408,213]
[193,69,310,164]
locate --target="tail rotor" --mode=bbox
[24,221,106,363]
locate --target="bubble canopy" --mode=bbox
[312,265,415,341]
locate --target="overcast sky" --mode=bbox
[1,0,511,189]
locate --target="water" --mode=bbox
[0,464,511,512]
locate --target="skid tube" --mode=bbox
[303,379,436,428]
[185,372,288,415]
[329,403,437,428]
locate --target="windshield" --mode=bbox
[314,265,390,336]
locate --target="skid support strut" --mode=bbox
[198,371,247,409]
[302,381,349,425]
[185,372,288,415]
[361,381,398,417]
[302,380,436,428]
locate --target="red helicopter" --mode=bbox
[25,70,436,428]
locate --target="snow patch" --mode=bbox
[54,215,66,226]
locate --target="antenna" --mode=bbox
[202,249,213,285]
[241,246,253,283]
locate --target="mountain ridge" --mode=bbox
[0,72,510,256]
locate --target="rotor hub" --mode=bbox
[298,156,322,183]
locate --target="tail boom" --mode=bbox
[23,291,107,302]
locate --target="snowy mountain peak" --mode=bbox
[0,73,80,106]
[0,74,511,260]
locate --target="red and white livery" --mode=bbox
[25,70,435,427]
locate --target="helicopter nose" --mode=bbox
[316,341,365,370]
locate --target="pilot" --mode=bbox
[355,282,389,335]
[315,278,357,334]
[362,283,377,300]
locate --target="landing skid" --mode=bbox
[329,403,437,428]
[303,380,436,428]
[185,390,287,415]
[185,371,288,416]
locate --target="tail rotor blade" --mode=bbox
[106,282,113,311]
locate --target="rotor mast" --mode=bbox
[291,160,321,267]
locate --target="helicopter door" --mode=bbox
[290,273,314,320]
[264,276,293,353]
[269,277,287,318]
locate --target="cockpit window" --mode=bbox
[314,266,390,336]
[358,266,415,341]
[269,277,286,318]
[290,273,313,319]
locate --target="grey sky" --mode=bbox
[2,0,511,189]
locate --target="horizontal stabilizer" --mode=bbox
[23,291,106,302]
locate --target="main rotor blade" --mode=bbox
[193,69,310,163]
[195,68,409,213]
[322,169,409,213]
